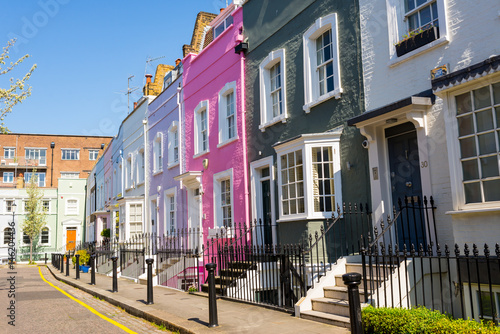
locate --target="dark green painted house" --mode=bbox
[242,0,370,245]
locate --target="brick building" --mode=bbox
[0,133,112,189]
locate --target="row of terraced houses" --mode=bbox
[51,0,500,326]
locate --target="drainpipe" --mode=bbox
[177,85,183,175]
[143,119,149,234]
[83,184,87,242]
[50,142,55,187]
[94,172,97,242]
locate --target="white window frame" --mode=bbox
[194,100,210,157]
[24,172,46,187]
[43,199,50,213]
[259,49,288,131]
[22,232,30,245]
[275,131,343,221]
[5,200,15,213]
[387,0,448,63]
[65,198,79,216]
[3,172,14,183]
[40,226,50,245]
[61,148,80,160]
[213,14,234,39]
[3,227,13,244]
[128,203,143,239]
[153,132,163,174]
[218,81,238,147]
[60,172,79,179]
[137,148,145,185]
[89,149,99,161]
[168,121,180,168]
[442,79,500,211]
[3,147,15,159]
[126,153,134,190]
[303,13,342,113]
[213,169,233,229]
[25,148,47,166]
[164,187,176,235]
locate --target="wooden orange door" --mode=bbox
[66,229,76,251]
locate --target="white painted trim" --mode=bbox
[194,100,209,156]
[303,13,342,113]
[218,81,238,145]
[250,156,276,245]
[259,49,288,130]
[164,186,177,234]
[213,169,233,229]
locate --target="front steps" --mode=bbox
[300,261,387,328]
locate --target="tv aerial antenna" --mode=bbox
[115,75,139,114]
[143,55,166,85]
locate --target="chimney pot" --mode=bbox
[145,74,153,84]
[175,59,181,66]
[220,8,224,13]
[134,102,138,109]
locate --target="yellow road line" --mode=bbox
[38,266,137,334]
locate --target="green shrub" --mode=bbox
[71,249,90,266]
[362,306,500,334]
[101,228,110,238]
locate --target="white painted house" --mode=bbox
[349,0,500,247]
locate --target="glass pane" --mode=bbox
[226,15,233,27]
[484,179,500,202]
[481,156,499,178]
[496,107,500,128]
[323,42,331,62]
[288,168,295,183]
[296,166,303,181]
[462,159,479,181]
[419,5,431,26]
[327,75,334,92]
[289,184,296,198]
[325,196,333,212]
[282,201,289,215]
[464,182,481,204]
[261,167,270,178]
[408,13,418,32]
[296,150,303,165]
[312,147,320,162]
[478,132,496,155]
[405,0,415,12]
[478,291,496,318]
[476,109,494,132]
[474,86,491,110]
[281,154,287,169]
[315,164,323,178]
[431,2,438,20]
[297,182,304,197]
[493,83,500,105]
[318,180,324,195]
[416,0,426,6]
[282,185,288,200]
[287,152,295,168]
[319,195,324,211]
[458,115,474,136]
[297,198,305,213]
[324,147,333,161]
[290,199,297,215]
[460,137,477,158]
[456,93,472,115]
[281,170,287,184]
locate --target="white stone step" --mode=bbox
[300,310,350,328]
[311,297,350,317]
[323,286,368,300]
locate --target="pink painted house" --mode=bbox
[179,4,249,248]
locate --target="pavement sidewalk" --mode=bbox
[46,265,350,333]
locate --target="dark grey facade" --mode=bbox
[243,0,370,244]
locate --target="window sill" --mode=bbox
[217,136,239,148]
[167,162,179,170]
[136,182,144,187]
[259,115,287,132]
[193,150,209,159]
[388,36,449,68]
[303,88,343,113]
[153,170,163,176]
[446,205,500,216]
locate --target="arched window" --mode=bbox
[3,227,12,244]
[41,227,49,244]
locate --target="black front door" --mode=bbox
[261,178,272,246]
[387,122,424,248]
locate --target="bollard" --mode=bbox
[111,256,118,292]
[205,263,218,327]
[66,252,70,277]
[146,258,154,305]
[90,254,96,285]
[60,254,64,273]
[342,272,364,334]
[75,254,80,280]
[53,254,57,269]
[45,253,47,265]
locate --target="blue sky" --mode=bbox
[1,0,226,137]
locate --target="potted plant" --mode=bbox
[101,228,111,239]
[72,249,91,273]
[188,284,198,294]
[395,25,439,57]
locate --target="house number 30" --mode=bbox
[421,161,428,168]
